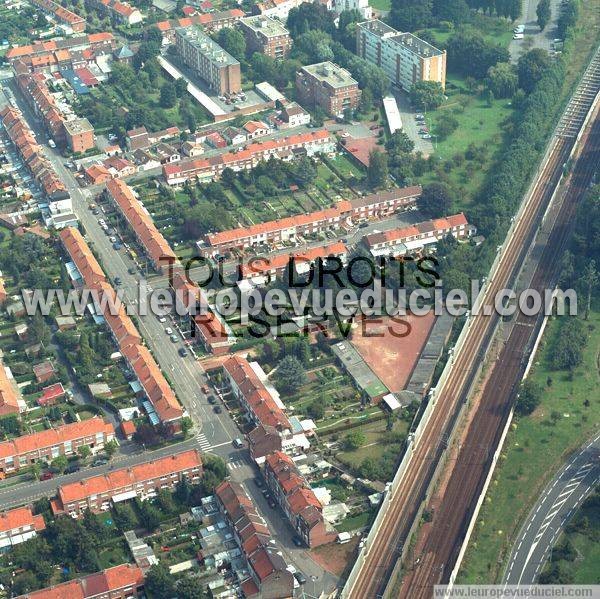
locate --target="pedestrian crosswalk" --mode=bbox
[228,458,247,470]
[196,433,211,451]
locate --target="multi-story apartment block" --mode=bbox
[365,213,475,257]
[239,15,292,59]
[200,198,352,255]
[175,26,241,95]
[356,19,446,91]
[263,451,337,547]
[154,9,245,45]
[253,0,311,22]
[105,179,176,273]
[0,507,46,550]
[31,0,87,32]
[215,481,295,599]
[164,129,336,186]
[0,417,115,474]
[222,355,291,432]
[296,62,361,118]
[63,117,95,154]
[16,563,144,598]
[52,450,202,516]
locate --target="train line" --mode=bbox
[343,48,600,599]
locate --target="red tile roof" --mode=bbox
[57,450,201,505]
[0,506,45,534]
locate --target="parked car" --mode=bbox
[292,536,303,547]
[233,438,244,448]
[213,405,222,414]
[202,385,209,394]
[207,396,217,405]
[114,277,122,286]
[41,471,54,480]
[294,572,307,585]
[113,242,123,250]
[128,267,136,275]
[170,334,179,343]
[178,347,187,357]
[254,478,264,488]
[65,463,81,474]
[92,458,108,467]
[267,497,277,509]
[165,327,173,335]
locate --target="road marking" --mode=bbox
[196,433,211,451]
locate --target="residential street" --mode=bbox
[7,79,339,595]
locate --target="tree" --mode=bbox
[104,439,118,459]
[419,182,452,218]
[274,356,307,393]
[536,0,551,30]
[50,455,68,473]
[432,0,470,24]
[518,49,551,94]
[138,500,161,531]
[579,260,599,320]
[175,475,192,505]
[29,313,50,345]
[515,379,542,416]
[409,81,445,111]
[386,130,414,156]
[159,84,176,108]
[180,416,193,437]
[367,149,388,190]
[447,32,509,79]
[550,317,586,371]
[435,115,459,140]
[113,502,137,531]
[487,62,518,98]
[343,430,366,451]
[177,575,207,599]
[287,2,336,37]
[307,400,325,420]
[217,27,246,61]
[77,445,91,460]
[389,0,432,31]
[175,77,188,98]
[145,563,175,598]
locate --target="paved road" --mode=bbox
[7,81,338,595]
[504,431,600,585]
[509,0,563,63]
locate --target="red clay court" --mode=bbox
[349,312,436,392]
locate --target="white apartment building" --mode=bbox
[356,19,446,91]
[332,0,371,19]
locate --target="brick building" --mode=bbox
[104,179,176,273]
[30,0,87,32]
[63,118,95,153]
[154,9,244,45]
[175,26,241,95]
[349,185,421,220]
[263,451,336,547]
[296,61,361,118]
[0,507,45,550]
[0,358,25,416]
[215,481,294,598]
[52,450,202,516]
[16,563,145,598]
[0,417,115,474]
[239,15,292,59]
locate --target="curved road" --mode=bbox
[504,431,600,585]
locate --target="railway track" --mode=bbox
[343,48,600,599]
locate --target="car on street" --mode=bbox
[109,236,117,243]
[233,438,244,448]
[178,347,187,357]
[114,277,122,285]
[294,572,307,585]
[202,385,209,393]
[113,242,122,250]
[292,536,303,547]
[213,405,222,414]
[92,209,99,215]
[92,458,108,467]
[208,396,217,404]
[415,113,424,119]
[158,317,167,323]
[254,477,264,488]
[267,497,277,509]
[128,267,136,274]
[422,134,432,139]
[165,327,173,335]
[65,463,81,474]
[170,334,179,343]
[41,471,54,480]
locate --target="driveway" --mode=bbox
[392,91,434,156]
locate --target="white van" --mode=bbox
[513,33,524,40]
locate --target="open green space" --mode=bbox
[459,311,600,583]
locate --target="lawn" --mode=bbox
[459,311,600,584]
[337,508,376,533]
[368,0,390,11]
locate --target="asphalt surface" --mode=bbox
[504,431,600,585]
[6,81,337,594]
[509,0,563,63]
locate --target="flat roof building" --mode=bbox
[63,117,95,154]
[239,15,292,59]
[356,19,446,91]
[175,26,241,95]
[296,61,361,118]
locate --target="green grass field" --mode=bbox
[368,0,390,11]
[459,311,600,583]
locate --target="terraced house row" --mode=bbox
[59,227,185,424]
[215,481,295,599]
[0,106,68,201]
[30,0,87,33]
[153,9,245,44]
[51,449,202,516]
[0,417,115,474]
[199,186,422,256]
[0,506,45,550]
[0,356,25,417]
[15,563,144,598]
[163,129,336,185]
